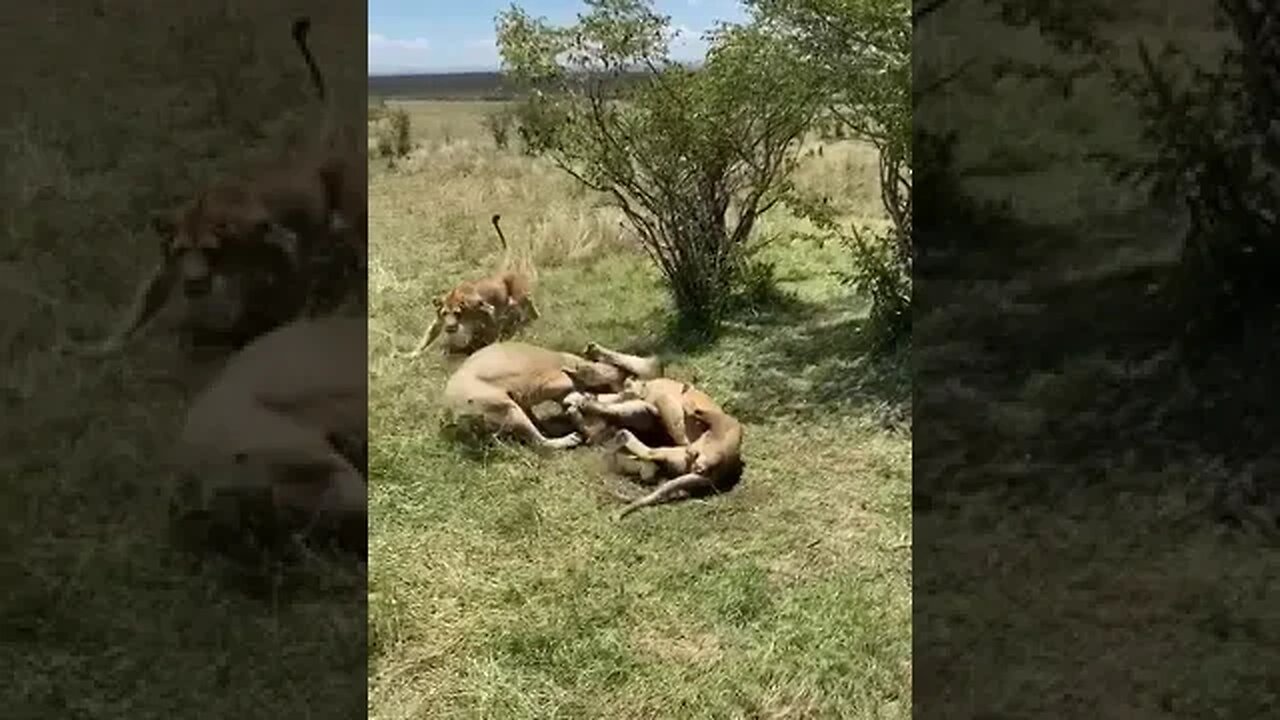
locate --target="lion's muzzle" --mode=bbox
[177,250,214,297]
[183,274,213,296]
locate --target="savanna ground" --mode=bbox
[367,101,911,717]
[1,5,365,718]
[915,2,1280,717]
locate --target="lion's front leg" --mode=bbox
[401,315,443,358]
[64,259,176,357]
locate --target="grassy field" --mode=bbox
[366,100,911,717]
[1,5,366,718]
[914,3,1280,717]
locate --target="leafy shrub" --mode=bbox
[482,107,516,150]
[498,0,822,331]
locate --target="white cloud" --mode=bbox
[368,32,433,74]
[368,31,504,73]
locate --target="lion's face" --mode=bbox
[434,291,497,352]
[152,198,297,334]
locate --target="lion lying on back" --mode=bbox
[567,342,745,517]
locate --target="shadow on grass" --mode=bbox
[437,414,508,462]
[735,315,907,427]
[647,289,909,428]
[916,204,1280,510]
[655,283,823,352]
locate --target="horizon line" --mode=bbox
[369,60,704,78]
[369,68,500,76]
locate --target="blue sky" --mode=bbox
[368,0,748,74]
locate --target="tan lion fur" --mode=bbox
[402,213,539,357]
[441,341,653,450]
[171,316,366,545]
[67,17,364,360]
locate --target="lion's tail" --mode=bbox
[292,16,347,151]
[292,18,325,101]
[490,213,538,284]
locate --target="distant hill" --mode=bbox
[368,72,514,101]
[368,67,698,102]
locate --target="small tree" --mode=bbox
[1102,3,1280,341]
[748,0,912,344]
[374,107,413,161]
[961,0,1280,341]
[482,106,516,149]
[497,0,823,330]
[388,107,413,158]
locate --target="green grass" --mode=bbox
[914,4,1280,717]
[367,100,911,718]
[1,6,366,718]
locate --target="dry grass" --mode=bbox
[1,4,365,717]
[914,4,1280,717]
[367,100,911,718]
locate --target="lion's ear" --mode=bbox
[432,295,444,309]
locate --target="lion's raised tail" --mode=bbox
[292,16,348,152]
[292,18,325,101]
[490,213,538,283]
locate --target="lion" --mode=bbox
[561,347,743,517]
[169,315,366,558]
[67,17,365,359]
[441,341,660,450]
[606,398,745,518]
[401,213,539,357]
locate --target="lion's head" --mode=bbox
[432,289,500,352]
[151,186,300,337]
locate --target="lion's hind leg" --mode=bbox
[460,387,582,451]
[583,341,662,379]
